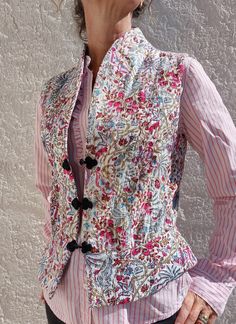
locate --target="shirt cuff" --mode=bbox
[188,263,234,317]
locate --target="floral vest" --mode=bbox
[37,27,198,308]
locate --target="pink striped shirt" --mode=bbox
[34,52,236,323]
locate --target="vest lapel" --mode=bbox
[51,27,148,164]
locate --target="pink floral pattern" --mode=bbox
[37,27,198,307]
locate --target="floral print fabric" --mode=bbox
[37,27,198,307]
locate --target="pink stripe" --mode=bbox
[182,61,221,195]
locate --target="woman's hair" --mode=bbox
[74,0,153,42]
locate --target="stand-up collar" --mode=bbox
[79,26,146,72]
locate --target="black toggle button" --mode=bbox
[79,156,98,169]
[71,197,93,210]
[81,241,93,253]
[66,240,93,254]
[81,197,93,210]
[62,158,71,171]
[66,240,79,252]
[72,197,81,210]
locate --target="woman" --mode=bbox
[34,1,236,324]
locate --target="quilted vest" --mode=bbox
[37,26,198,307]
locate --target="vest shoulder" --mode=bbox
[38,64,80,110]
[41,64,79,93]
[158,48,199,66]
[146,41,193,67]
[159,49,190,62]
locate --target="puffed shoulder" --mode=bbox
[181,55,212,82]
[182,55,224,99]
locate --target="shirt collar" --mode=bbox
[85,53,92,70]
[84,44,92,72]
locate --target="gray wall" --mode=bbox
[0,0,235,323]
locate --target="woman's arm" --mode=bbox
[179,55,236,317]
[34,91,53,244]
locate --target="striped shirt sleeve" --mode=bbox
[180,56,236,317]
[34,93,53,244]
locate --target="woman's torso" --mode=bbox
[42,52,193,324]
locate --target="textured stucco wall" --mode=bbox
[0,0,235,323]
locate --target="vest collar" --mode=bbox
[45,26,151,160]
[78,26,146,74]
[55,26,150,141]
[57,26,148,124]
[68,26,149,97]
